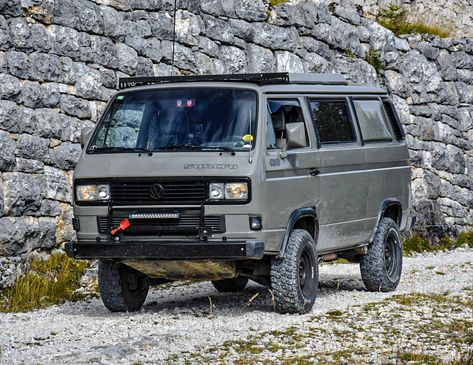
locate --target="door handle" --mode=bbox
[309,168,320,177]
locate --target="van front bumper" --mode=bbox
[65,240,265,260]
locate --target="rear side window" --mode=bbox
[309,100,355,144]
[353,100,393,142]
[382,100,404,140]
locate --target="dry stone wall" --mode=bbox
[346,0,473,38]
[0,0,472,287]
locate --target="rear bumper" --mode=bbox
[405,210,417,231]
[65,240,265,260]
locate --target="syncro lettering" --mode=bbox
[184,164,239,170]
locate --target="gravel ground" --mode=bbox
[0,248,472,365]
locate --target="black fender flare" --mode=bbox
[276,207,319,259]
[369,198,402,242]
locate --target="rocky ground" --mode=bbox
[0,248,472,365]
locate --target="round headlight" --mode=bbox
[97,185,110,200]
[209,183,224,200]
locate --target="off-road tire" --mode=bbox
[270,229,318,314]
[98,260,149,312]
[360,217,403,292]
[212,276,248,292]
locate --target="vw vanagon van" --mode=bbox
[66,73,416,313]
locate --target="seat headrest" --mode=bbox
[271,108,286,132]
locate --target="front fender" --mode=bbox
[276,207,318,258]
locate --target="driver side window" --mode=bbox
[266,99,307,149]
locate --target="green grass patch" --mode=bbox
[269,0,290,6]
[389,292,452,306]
[0,253,90,313]
[399,352,439,363]
[323,258,350,265]
[326,309,343,319]
[403,230,473,256]
[344,50,356,59]
[376,4,450,38]
[169,291,473,364]
[365,49,382,73]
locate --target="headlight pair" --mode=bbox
[209,182,248,201]
[76,184,110,201]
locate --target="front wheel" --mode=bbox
[270,229,318,314]
[360,217,403,292]
[98,260,149,312]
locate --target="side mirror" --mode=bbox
[286,122,307,149]
[80,127,94,149]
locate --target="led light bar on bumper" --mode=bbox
[76,184,110,202]
[209,182,249,201]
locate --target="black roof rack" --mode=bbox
[117,72,347,89]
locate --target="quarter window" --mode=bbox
[309,100,355,144]
[353,100,393,142]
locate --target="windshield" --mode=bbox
[88,88,257,153]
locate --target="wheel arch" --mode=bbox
[276,207,319,258]
[369,199,402,242]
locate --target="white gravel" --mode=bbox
[1,248,472,365]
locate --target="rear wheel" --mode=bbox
[98,260,149,312]
[270,229,318,314]
[212,276,248,292]
[360,217,403,292]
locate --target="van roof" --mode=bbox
[117,73,386,95]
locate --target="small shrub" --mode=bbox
[456,231,473,248]
[344,50,356,59]
[269,0,289,6]
[403,229,473,255]
[403,233,431,255]
[0,253,90,313]
[365,49,383,73]
[376,4,450,38]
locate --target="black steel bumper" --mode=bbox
[65,240,265,260]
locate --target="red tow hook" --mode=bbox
[111,218,131,236]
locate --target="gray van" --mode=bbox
[66,73,415,314]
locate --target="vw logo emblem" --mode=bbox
[150,184,164,200]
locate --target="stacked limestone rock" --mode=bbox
[0,0,472,287]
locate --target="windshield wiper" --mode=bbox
[201,146,236,155]
[89,146,149,154]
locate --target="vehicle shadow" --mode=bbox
[58,273,365,317]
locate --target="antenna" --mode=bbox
[248,108,253,164]
[171,0,178,76]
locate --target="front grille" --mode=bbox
[97,209,225,236]
[110,179,207,205]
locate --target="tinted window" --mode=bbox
[382,100,404,140]
[267,99,307,149]
[309,100,355,144]
[354,100,393,142]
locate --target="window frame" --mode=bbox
[306,96,360,148]
[350,96,396,144]
[265,95,314,152]
[380,97,405,141]
[86,86,260,154]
